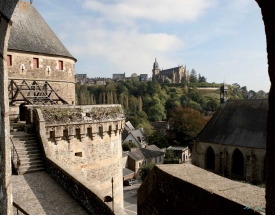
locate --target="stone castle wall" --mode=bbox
[7,51,76,104]
[32,105,125,208]
[192,141,266,183]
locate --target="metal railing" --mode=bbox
[10,137,20,167]
[13,202,29,215]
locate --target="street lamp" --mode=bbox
[104,177,114,212]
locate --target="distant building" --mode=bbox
[138,74,148,82]
[123,128,148,148]
[127,145,164,178]
[75,74,87,84]
[150,121,169,136]
[113,73,126,81]
[75,75,111,85]
[122,121,135,141]
[152,58,189,84]
[167,146,191,163]
[192,99,267,184]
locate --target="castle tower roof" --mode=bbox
[8,1,76,61]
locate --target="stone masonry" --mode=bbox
[33,105,125,208]
[8,51,76,105]
[192,142,266,183]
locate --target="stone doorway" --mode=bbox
[206,146,215,171]
[19,103,27,121]
[232,148,244,180]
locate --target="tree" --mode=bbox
[169,107,209,143]
[189,69,198,83]
[148,132,169,148]
[137,123,155,137]
[148,103,166,121]
[198,74,207,83]
[138,96,143,112]
[122,141,137,151]
[140,163,155,181]
[164,149,179,164]
[205,97,219,111]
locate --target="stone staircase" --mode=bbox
[10,122,45,174]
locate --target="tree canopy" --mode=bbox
[122,141,137,151]
[140,163,155,181]
[169,107,209,144]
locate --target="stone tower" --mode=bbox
[220,83,228,105]
[152,58,160,77]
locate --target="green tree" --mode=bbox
[198,74,207,83]
[148,103,166,121]
[205,97,219,111]
[122,141,137,151]
[137,123,155,137]
[169,107,209,144]
[140,163,155,181]
[149,132,170,148]
[189,69,198,83]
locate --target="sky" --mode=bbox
[34,0,269,92]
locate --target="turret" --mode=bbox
[220,83,228,105]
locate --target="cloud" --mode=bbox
[82,0,215,24]
[69,25,185,75]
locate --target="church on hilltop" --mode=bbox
[152,58,189,84]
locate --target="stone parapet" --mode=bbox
[138,164,265,215]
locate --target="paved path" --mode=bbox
[12,171,88,215]
[123,182,141,215]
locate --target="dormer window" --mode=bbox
[59,60,63,70]
[33,58,39,68]
[7,55,12,66]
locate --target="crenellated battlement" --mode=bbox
[28,104,125,208]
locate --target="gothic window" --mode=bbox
[206,146,215,171]
[59,60,63,70]
[7,55,12,66]
[232,148,244,179]
[33,58,39,68]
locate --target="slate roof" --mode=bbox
[128,145,164,161]
[167,146,188,151]
[160,66,181,74]
[123,168,135,177]
[197,99,267,149]
[125,121,135,131]
[8,1,76,61]
[129,129,147,145]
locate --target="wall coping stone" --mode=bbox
[138,164,265,214]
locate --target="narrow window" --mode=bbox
[75,152,82,157]
[76,128,81,140]
[33,58,39,68]
[63,129,68,141]
[87,127,93,140]
[50,131,55,139]
[59,60,63,70]
[7,55,12,66]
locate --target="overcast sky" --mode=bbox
[34,0,269,92]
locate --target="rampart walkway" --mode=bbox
[12,171,88,215]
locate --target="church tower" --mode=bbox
[220,83,228,105]
[152,58,160,77]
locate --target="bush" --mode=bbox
[122,141,137,151]
[140,163,155,181]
